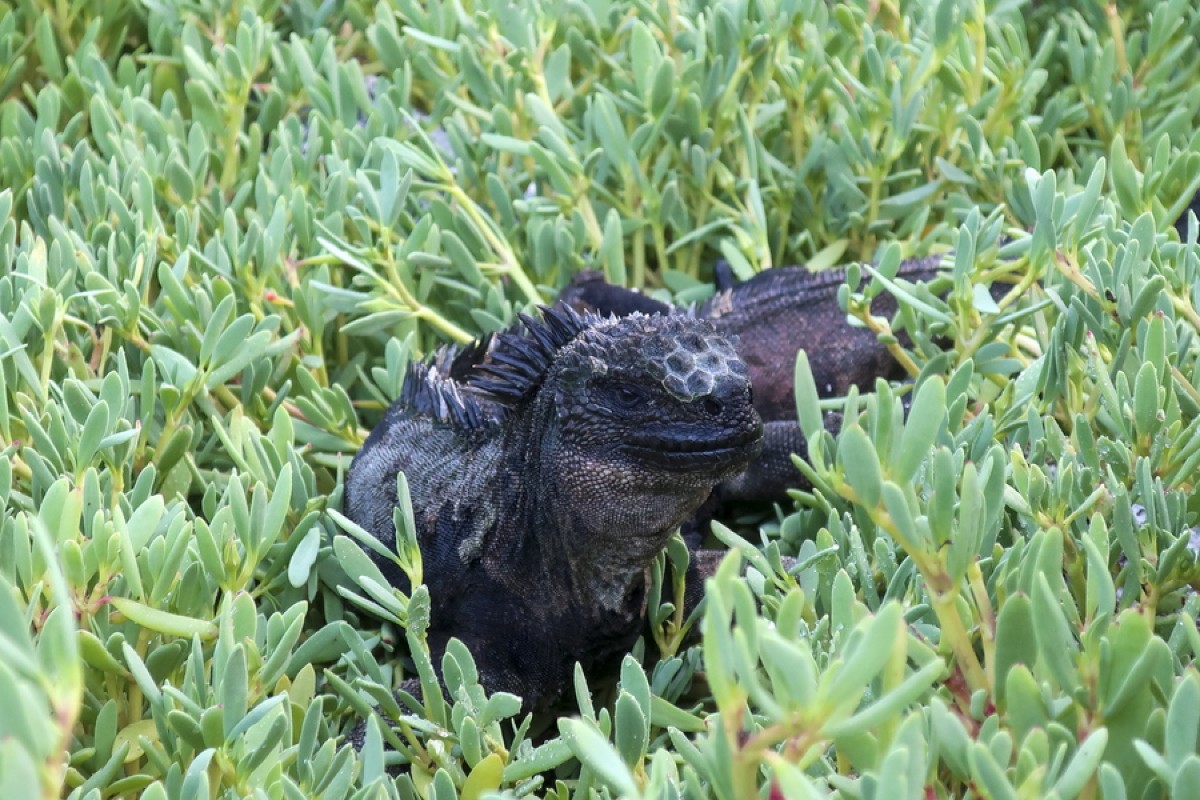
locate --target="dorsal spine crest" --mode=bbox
[399,303,604,427]
[400,349,493,429]
[469,304,597,403]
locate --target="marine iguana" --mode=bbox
[343,305,764,713]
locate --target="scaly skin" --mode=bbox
[343,305,763,713]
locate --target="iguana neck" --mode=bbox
[501,401,674,614]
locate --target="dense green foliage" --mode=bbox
[3,0,1200,797]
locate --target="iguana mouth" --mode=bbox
[623,425,763,470]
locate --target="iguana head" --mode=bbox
[471,305,764,557]
[556,313,762,478]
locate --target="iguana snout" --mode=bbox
[619,377,763,477]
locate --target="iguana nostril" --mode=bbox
[702,396,722,416]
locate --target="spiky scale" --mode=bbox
[445,304,599,406]
[398,352,497,430]
[522,312,563,353]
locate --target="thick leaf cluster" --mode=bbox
[2,0,1200,798]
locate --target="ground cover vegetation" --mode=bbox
[3,0,1200,797]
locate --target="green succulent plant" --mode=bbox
[2,0,1200,797]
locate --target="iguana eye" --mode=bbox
[611,384,646,409]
